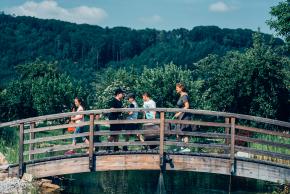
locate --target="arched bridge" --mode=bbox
[0,108,289,183]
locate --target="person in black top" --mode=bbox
[108,88,124,151]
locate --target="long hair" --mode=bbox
[176,83,187,92]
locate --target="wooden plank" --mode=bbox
[94,155,160,171]
[94,129,160,136]
[236,125,290,138]
[159,112,165,157]
[24,143,88,155]
[24,132,90,144]
[235,146,290,160]
[89,114,94,171]
[235,159,290,183]
[29,122,35,161]
[26,157,90,178]
[164,141,229,150]
[24,122,90,133]
[235,135,290,149]
[2,108,289,129]
[18,123,24,178]
[94,119,160,125]
[230,117,236,174]
[225,118,230,145]
[166,119,230,128]
[165,131,230,139]
[93,141,160,147]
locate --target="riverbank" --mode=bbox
[0,177,34,194]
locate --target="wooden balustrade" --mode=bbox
[0,108,289,178]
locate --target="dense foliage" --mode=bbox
[267,0,290,47]
[195,33,289,120]
[93,33,289,121]
[0,60,87,121]
[0,13,284,86]
[0,11,289,123]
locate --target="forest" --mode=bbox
[0,0,289,125]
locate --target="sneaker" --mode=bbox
[179,147,191,153]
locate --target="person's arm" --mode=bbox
[152,101,156,119]
[128,104,134,115]
[71,106,84,121]
[71,114,83,121]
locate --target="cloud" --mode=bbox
[6,0,107,25]
[139,14,163,24]
[209,1,235,13]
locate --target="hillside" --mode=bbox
[0,13,284,86]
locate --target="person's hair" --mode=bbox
[74,97,82,105]
[176,83,187,92]
[142,92,151,98]
[127,93,136,99]
[114,88,124,96]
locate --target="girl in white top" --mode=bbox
[65,97,89,155]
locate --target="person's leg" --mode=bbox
[72,126,81,145]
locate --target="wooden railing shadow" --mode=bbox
[0,108,289,183]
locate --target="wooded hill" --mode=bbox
[0,13,284,86]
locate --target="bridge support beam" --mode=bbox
[159,111,165,171]
[89,114,95,171]
[230,117,236,175]
[18,123,24,178]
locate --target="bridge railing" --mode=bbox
[0,108,289,177]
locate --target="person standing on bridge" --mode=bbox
[65,97,90,155]
[141,92,158,149]
[107,88,125,152]
[173,83,193,153]
[142,92,156,119]
[123,93,139,151]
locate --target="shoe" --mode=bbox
[173,147,180,152]
[65,150,75,155]
[179,147,191,153]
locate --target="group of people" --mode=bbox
[65,83,193,154]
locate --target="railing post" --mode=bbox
[159,112,165,168]
[18,123,24,178]
[225,118,230,147]
[89,114,95,171]
[230,117,236,175]
[29,122,35,161]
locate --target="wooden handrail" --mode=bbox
[0,108,288,178]
[1,108,289,128]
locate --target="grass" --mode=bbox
[249,133,290,165]
[0,139,19,164]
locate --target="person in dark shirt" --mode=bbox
[173,83,192,153]
[108,88,124,151]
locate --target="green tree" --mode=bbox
[93,63,204,110]
[0,60,87,121]
[195,33,289,120]
[267,0,290,46]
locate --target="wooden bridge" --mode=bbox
[0,108,289,183]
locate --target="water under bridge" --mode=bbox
[0,108,289,183]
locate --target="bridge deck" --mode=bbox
[8,152,290,183]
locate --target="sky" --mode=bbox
[0,0,282,35]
